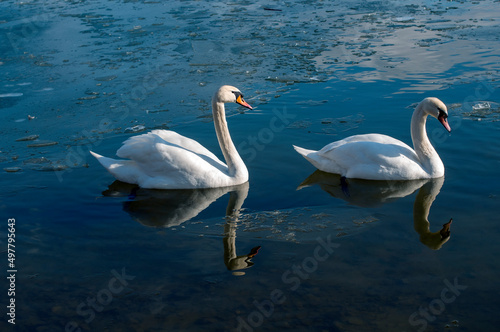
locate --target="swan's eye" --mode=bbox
[232,91,243,99]
[438,108,447,118]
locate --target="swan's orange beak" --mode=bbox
[236,95,253,110]
[440,218,452,239]
[247,246,261,258]
[438,114,451,132]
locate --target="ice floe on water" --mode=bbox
[231,206,380,243]
[0,92,23,98]
[452,101,500,122]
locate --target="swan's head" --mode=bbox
[214,85,253,109]
[421,97,451,132]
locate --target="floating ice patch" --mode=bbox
[0,93,23,98]
[393,16,415,22]
[27,141,58,148]
[182,206,380,243]
[449,101,500,121]
[16,134,40,141]
[24,157,51,165]
[472,102,491,111]
[23,157,67,171]
[4,167,22,173]
[240,206,379,242]
[124,125,146,133]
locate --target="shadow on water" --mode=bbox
[298,170,453,250]
[102,181,261,273]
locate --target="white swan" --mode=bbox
[90,85,252,189]
[293,97,451,180]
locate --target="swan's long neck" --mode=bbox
[410,105,444,177]
[413,181,434,230]
[413,177,446,250]
[212,100,248,181]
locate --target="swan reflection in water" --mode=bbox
[102,181,260,273]
[298,170,453,250]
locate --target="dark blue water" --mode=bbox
[1,0,500,331]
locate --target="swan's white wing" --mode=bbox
[318,134,410,153]
[297,134,429,180]
[330,141,425,179]
[117,130,225,170]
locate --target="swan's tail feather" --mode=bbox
[293,145,327,172]
[90,151,102,160]
[91,151,142,185]
[90,151,119,171]
[293,145,316,158]
[293,145,318,166]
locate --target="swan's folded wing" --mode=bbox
[117,130,223,162]
[319,134,410,154]
[327,141,424,179]
[147,130,223,163]
[116,130,227,176]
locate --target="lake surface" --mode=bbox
[1,0,499,331]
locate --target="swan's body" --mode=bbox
[294,97,451,180]
[91,85,252,189]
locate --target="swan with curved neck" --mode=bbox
[90,85,252,189]
[294,97,451,180]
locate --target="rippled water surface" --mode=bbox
[1,0,499,331]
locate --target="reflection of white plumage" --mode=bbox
[298,172,452,250]
[104,181,261,271]
[91,85,252,189]
[413,177,452,250]
[297,170,429,208]
[294,97,451,180]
